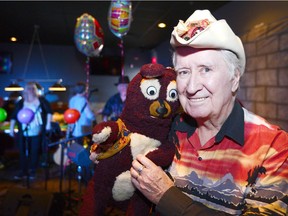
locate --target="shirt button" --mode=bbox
[198,157,202,161]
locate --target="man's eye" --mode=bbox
[177,70,189,76]
[203,67,211,72]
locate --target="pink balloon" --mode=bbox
[17,108,35,124]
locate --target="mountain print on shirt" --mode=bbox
[174,171,288,215]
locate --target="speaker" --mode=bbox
[0,188,64,216]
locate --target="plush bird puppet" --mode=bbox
[79,63,180,216]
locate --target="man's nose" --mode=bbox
[186,72,202,94]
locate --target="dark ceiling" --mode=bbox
[0,1,229,51]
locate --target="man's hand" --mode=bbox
[130,154,174,204]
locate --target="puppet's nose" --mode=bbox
[149,99,171,118]
[156,99,168,118]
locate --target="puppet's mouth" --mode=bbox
[149,100,171,118]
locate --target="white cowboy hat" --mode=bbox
[170,9,246,72]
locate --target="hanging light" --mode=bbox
[20,25,66,93]
[4,26,66,93]
[4,82,24,92]
[49,79,66,92]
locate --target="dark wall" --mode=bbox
[0,44,151,104]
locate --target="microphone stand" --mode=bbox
[23,124,30,188]
[47,132,91,192]
[60,125,72,193]
[44,136,49,190]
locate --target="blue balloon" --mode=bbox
[17,108,35,124]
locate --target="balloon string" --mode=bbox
[85,57,90,97]
[119,39,124,77]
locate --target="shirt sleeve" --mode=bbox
[156,187,231,216]
[101,96,113,116]
[84,103,95,120]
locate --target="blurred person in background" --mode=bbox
[68,81,96,183]
[102,76,130,122]
[68,81,96,141]
[10,82,52,179]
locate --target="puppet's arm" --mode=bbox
[145,140,175,169]
[90,121,119,154]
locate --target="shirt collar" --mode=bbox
[174,100,244,146]
[215,101,244,146]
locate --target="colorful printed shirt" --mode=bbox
[102,93,125,121]
[157,101,288,215]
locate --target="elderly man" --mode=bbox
[130,10,288,215]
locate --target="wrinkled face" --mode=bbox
[174,47,239,121]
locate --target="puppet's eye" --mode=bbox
[146,86,157,96]
[166,81,178,102]
[140,79,160,100]
[169,89,178,99]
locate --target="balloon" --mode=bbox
[74,13,104,57]
[64,109,80,124]
[0,108,7,122]
[108,0,132,38]
[17,108,35,124]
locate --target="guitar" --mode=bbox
[53,127,72,166]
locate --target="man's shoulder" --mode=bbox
[71,95,86,102]
[107,93,121,102]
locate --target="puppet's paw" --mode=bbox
[112,170,135,201]
[89,151,99,164]
[92,126,112,144]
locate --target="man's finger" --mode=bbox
[136,154,155,169]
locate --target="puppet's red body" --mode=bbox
[79,64,180,215]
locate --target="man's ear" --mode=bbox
[232,69,241,93]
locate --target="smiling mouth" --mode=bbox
[189,97,207,102]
